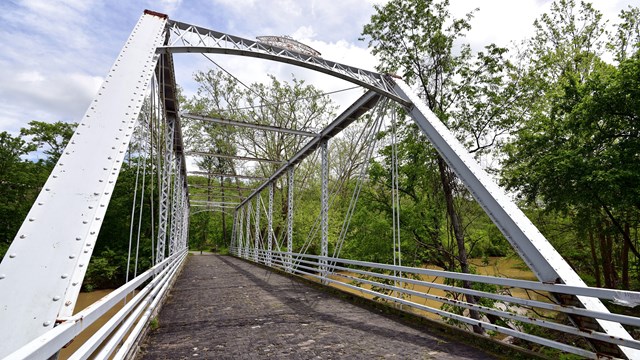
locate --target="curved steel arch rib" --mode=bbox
[158,20,410,106]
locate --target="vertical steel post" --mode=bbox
[231,210,238,252]
[245,202,251,259]
[237,208,244,257]
[169,157,182,256]
[287,168,294,272]
[267,182,274,267]
[254,196,260,262]
[156,118,174,264]
[320,141,329,282]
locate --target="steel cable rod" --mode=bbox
[125,121,144,286]
[331,99,388,261]
[134,113,151,278]
[295,100,385,267]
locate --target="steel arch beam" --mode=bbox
[158,21,409,106]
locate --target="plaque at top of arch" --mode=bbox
[256,35,321,57]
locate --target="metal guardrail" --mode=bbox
[232,247,640,359]
[4,250,188,360]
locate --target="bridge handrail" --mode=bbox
[233,247,640,359]
[4,250,187,360]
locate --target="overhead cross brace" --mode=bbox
[188,171,268,180]
[186,151,286,164]
[188,184,256,191]
[182,114,317,137]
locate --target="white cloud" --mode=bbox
[1,0,638,137]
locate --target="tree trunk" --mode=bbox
[622,222,630,289]
[437,156,483,334]
[588,229,602,288]
[598,221,614,288]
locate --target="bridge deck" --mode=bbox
[137,254,497,359]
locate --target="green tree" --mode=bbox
[362,0,517,331]
[501,1,640,289]
[20,120,76,166]
[0,121,77,258]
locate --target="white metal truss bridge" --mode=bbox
[1,10,640,360]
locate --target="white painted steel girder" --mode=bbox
[0,12,168,358]
[392,79,639,359]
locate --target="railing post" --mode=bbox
[267,182,274,267]
[287,167,294,272]
[254,196,260,262]
[320,140,328,283]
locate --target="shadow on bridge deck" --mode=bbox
[137,254,504,359]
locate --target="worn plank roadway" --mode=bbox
[137,254,499,359]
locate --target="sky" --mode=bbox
[0,0,637,137]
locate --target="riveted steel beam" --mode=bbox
[391,78,638,359]
[0,12,168,358]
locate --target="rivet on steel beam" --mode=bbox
[9,253,16,258]
[43,321,51,327]
[65,301,72,306]
[88,206,93,209]
[28,218,35,222]
[69,255,76,259]
[75,237,81,241]
[61,274,68,279]
[72,282,78,286]
[53,296,60,301]
[45,188,50,191]
[94,192,99,196]
[79,264,84,268]
[90,231,96,235]
[82,221,88,224]
[37,202,43,205]
[0,274,5,279]
[19,235,25,239]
